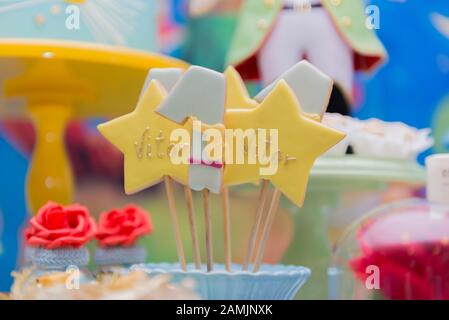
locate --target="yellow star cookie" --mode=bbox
[224,66,258,109]
[224,80,346,206]
[97,80,189,194]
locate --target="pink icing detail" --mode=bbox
[189,157,223,169]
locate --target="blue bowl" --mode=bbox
[136,263,311,300]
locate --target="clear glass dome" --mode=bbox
[332,198,449,300]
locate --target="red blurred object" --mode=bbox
[349,203,449,300]
[25,201,96,249]
[1,119,123,184]
[96,205,153,248]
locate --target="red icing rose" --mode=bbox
[96,205,153,247]
[25,202,96,249]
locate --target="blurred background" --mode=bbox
[0,0,448,296]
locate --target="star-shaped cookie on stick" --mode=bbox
[224,80,345,207]
[223,63,338,270]
[98,79,191,271]
[155,66,229,272]
[227,80,345,273]
[225,61,342,270]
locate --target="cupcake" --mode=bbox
[94,205,153,274]
[20,202,97,292]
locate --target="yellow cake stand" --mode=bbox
[0,39,188,214]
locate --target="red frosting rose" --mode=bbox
[96,205,153,247]
[25,202,96,249]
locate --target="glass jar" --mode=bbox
[332,154,449,300]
